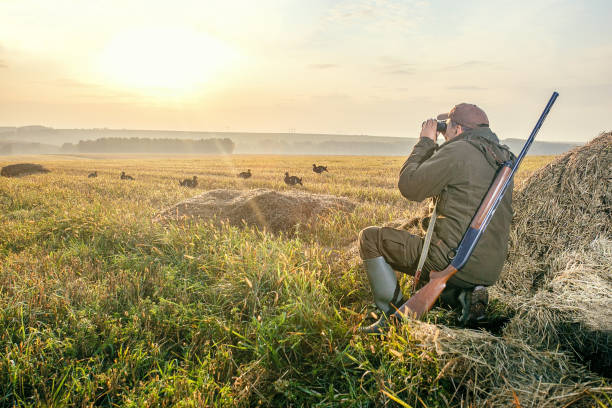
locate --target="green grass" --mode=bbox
[0,154,557,407]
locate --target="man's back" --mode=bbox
[399,126,514,286]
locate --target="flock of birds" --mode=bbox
[85,163,329,189]
[238,163,328,186]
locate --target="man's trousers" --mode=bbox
[358,226,474,290]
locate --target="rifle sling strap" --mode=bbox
[461,135,516,170]
[413,201,437,291]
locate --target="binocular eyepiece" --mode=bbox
[422,120,448,133]
[436,121,447,133]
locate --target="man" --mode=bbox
[358,103,515,333]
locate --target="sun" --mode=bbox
[98,26,238,96]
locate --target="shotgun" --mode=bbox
[392,92,559,321]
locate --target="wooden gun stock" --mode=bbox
[393,265,457,319]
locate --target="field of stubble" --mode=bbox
[0,154,554,407]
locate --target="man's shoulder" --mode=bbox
[436,137,502,174]
[437,138,483,157]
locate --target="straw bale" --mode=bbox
[497,132,612,297]
[503,238,612,374]
[1,163,50,177]
[157,188,356,234]
[488,132,612,375]
[396,320,610,407]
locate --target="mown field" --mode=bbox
[0,154,556,407]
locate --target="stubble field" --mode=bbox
[0,154,566,407]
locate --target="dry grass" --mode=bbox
[1,150,609,407]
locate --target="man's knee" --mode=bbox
[359,226,381,260]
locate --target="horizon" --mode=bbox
[0,124,587,144]
[1,1,611,143]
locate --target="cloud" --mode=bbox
[53,78,100,88]
[379,58,416,75]
[447,85,487,90]
[440,60,491,71]
[34,78,140,100]
[311,93,351,101]
[0,43,6,67]
[309,63,338,69]
[73,92,139,100]
[324,0,430,36]
[386,67,415,75]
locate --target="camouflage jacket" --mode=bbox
[398,127,515,286]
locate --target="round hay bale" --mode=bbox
[502,238,612,375]
[390,320,609,407]
[156,188,356,234]
[491,132,612,375]
[1,163,50,177]
[498,132,611,296]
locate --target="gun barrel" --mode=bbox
[513,91,559,172]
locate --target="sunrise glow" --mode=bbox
[97,26,239,96]
[0,1,610,141]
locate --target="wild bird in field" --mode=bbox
[120,171,134,180]
[179,175,198,188]
[284,172,303,186]
[237,169,252,179]
[88,171,97,178]
[312,164,328,174]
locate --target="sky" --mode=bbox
[0,0,611,142]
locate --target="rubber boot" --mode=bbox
[439,287,463,309]
[458,285,488,326]
[358,257,404,334]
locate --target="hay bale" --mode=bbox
[490,132,612,375]
[157,188,356,234]
[393,321,610,407]
[1,163,50,177]
[498,132,612,297]
[503,238,612,374]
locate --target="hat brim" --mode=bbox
[436,113,450,121]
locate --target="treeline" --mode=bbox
[61,137,235,154]
[0,142,60,155]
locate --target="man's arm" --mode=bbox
[398,136,460,202]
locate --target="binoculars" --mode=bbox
[436,121,447,133]
[422,120,448,133]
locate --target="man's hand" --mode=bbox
[420,119,437,142]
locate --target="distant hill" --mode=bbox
[0,141,61,155]
[0,126,582,156]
